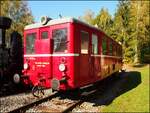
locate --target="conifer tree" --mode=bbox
[93,8,113,36]
[129,0,150,63]
[112,1,134,63]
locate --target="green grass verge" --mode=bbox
[100,65,149,112]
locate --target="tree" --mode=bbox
[0,0,34,45]
[112,0,150,63]
[129,0,150,63]
[112,1,134,63]
[79,9,95,25]
[93,8,113,36]
[80,1,150,63]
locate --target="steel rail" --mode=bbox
[62,89,97,113]
[8,92,59,113]
[8,80,108,113]
[62,100,83,113]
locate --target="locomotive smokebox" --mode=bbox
[0,17,12,29]
[0,16,12,48]
[40,16,52,25]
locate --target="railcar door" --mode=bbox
[79,30,91,85]
[91,34,101,79]
[35,27,52,87]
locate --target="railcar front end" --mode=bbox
[22,17,76,90]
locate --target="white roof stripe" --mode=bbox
[25,17,73,30]
[24,17,101,31]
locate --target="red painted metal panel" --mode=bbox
[22,18,123,91]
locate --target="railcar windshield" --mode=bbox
[52,28,68,53]
[26,33,36,54]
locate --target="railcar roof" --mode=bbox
[24,17,121,46]
[24,17,100,31]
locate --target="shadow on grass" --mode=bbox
[55,71,141,108]
[89,71,142,106]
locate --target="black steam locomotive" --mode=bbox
[0,16,23,89]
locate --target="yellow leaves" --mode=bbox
[1,0,34,44]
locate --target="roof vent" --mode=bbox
[40,16,52,25]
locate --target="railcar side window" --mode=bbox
[119,47,122,56]
[113,44,116,56]
[92,34,98,54]
[41,31,48,39]
[0,29,2,45]
[102,38,107,55]
[117,46,121,56]
[80,31,89,54]
[116,46,119,56]
[26,33,36,54]
[109,41,113,55]
[52,28,67,53]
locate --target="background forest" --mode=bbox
[1,0,150,64]
[81,1,150,64]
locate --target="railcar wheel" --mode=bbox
[32,85,44,98]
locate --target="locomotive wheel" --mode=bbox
[32,85,44,98]
[13,73,20,84]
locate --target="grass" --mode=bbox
[100,64,149,112]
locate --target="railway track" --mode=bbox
[62,90,97,113]
[7,72,126,113]
[8,92,59,113]
[7,72,125,113]
[8,88,98,113]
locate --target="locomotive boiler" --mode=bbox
[0,16,23,88]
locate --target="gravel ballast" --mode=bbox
[0,89,52,112]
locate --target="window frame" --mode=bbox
[0,29,2,45]
[26,32,36,54]
[109,40,113,56]
[80,30,89,54]
[52,28,68,53]
[102,37,107,55]
[41,31,48,39]
[92,34,98,55]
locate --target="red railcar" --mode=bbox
[21,16,122,91]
